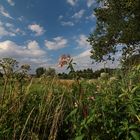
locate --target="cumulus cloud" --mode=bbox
[0,40,51,73]
[76,34,90,48]
[45,37,68,50]
[73,49,120,71]
[67,0,77,6]
[0,5,13,19]
[0,40,46,58]
[7,0,15,6]
[72,9,85,19]
[72,49,93,69]
[74,49,91,60]
[28,24,45,36]
[61,21,74,26]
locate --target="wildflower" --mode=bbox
[58,54,71,67]
[74,102,78,107]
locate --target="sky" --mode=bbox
[0,0,119,73]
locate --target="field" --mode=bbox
[0,66,140,140]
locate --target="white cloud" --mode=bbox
[76,34,90,48]
[0,23,15,37]
[0,26,14,36]
[73,49,120,71]
[67,0,77,6]
[72,9,85,19]
[0,22,25,37]
[0,40,50,73]
[61,21,74,26]
[7,0,15,6]
[45,37,68,50]
[5,23,14,28]
[87,0,95,7]
[28,24,45,36]
[0,5,13,19]
[0,40,46,58]
[72,49,93,70]
[27,40,40,50]
[74,49,91,60]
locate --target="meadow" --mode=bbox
[0,59,140,140]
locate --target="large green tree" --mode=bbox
[36,67,46,77]
[88,0,140,62]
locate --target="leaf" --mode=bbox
[87,116,94,124]
[130,131,140,140]
[129,124,138,129]
[131,86,139,94]
[119,93,127,98]
[74,134,85,140]
[66,108,77,120]
[128,105,136,115]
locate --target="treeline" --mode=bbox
[0,66,118,79]
[58,68,117,79]
[0,53,139,79]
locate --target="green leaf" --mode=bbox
[130,131,140,140]
[129,124,139,130]
[128,105,136,115]
[74,134,85,140]
[131,86,139,94]
[66,108,77,119]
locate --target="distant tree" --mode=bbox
[88,0,140,62]
[45,67,56,77]
[36,67,46,77]
[58,73,68,79]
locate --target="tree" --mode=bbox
[36,67,46,77]
[45,67,56,77]
[88,0,140,62]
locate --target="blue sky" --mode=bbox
[0,0,119,73]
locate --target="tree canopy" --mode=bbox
[35,67,46,78]
[88,0,140,62]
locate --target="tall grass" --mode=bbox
[0,58,140,139]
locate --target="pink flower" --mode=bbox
[58,54,71,67]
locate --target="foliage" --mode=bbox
[88,0,140,62]
[64,65,140,140]
[35,67,46,77]
[58,68,116,79]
